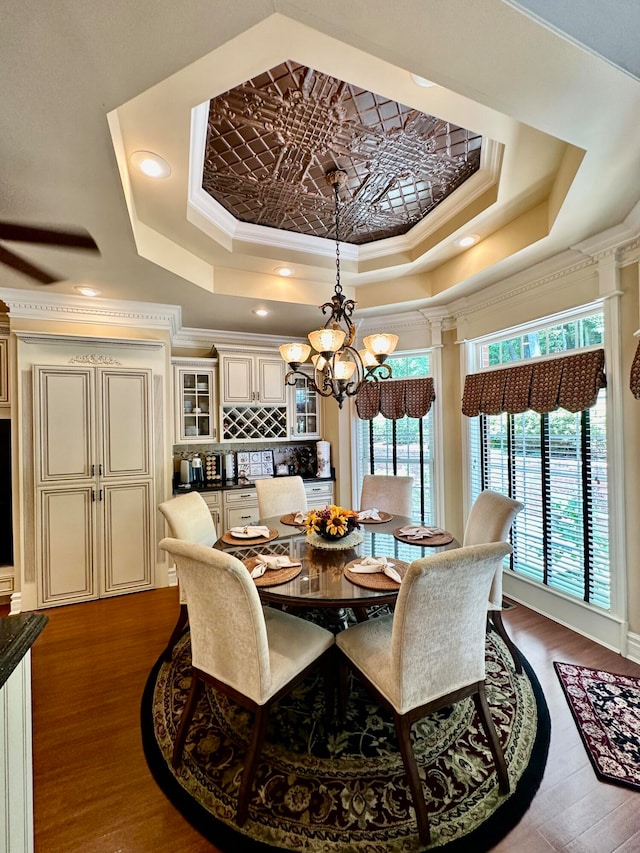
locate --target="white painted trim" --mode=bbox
[13,331,165,350]
[9,591,22,615]
[0,289,181,335]
[503,572,627,653]
[626,632,640,665]
[1,652,34,853]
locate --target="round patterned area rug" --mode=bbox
[141,629,549,852]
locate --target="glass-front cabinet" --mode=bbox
[288,372,321,439]
[172,358,218,443]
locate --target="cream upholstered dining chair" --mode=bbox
[157,491,218,660]
[464,489,524,673]
[255,474,308,519]
[359,474,414,518]
[336,542,512,845]
[158,537,334,826]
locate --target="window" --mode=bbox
[468,309,610,609]
[356,352,435,523]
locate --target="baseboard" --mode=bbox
[502,572,627,654]
[9,591,22,615]
[625,632,640,665]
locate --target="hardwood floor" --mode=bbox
[21,588,640,852]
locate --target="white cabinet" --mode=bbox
[172,358,217,443]
[218,349,288,442]
[220,352,286,406]
[0,337,8,406]
[288,373,321,439]
[200,490,222,530]
[33,366,154,606]
[223,488,259,529]
[305,480,334,509]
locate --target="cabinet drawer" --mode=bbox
[226,505,260,528]
[224,489,257,506]
[0,572,14,593]
[200,491,221,509]
[306,483,334,509]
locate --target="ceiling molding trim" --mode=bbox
[0,289,181,336]
[13,331,165,350]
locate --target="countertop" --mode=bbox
[173,476,334,495]
[0,612,48,690]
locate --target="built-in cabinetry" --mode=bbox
[172,357,217,443]
[288,371,321,439]
[218,348,288,441]
[33,366,155,607]
[200,490,222,530]
[222,479,334,529]
[0,336,8,406]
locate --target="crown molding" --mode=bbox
[0,289,181,335]
[13,331,165,350]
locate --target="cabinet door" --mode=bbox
[289,375,320,438]
[36,485,97,605]
[100,480,153,595]
[175,367,216,442]
[34,367,95,484]
[257,356,287,404]
[99,369,151,479]
[221,355,254,404]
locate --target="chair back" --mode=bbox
[159,538,272,703]
[463,490,523,546]
[463,490,523,609]
[359,474,413,518]
[255,475,308,519]
[391,542,512,713]
[158,491,217,547]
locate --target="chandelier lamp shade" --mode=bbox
[279,170,398,407]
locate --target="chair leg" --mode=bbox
[322,649,336,726]
[489,609,522,674]
[473,684,509,795]
[236,705,269,826]
[162,604,188,662]
[394,713,430,845]
[172,669,202,768]
[337,655,350,723]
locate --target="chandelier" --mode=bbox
[279,170,398,408]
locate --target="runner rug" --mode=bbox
[141,631,550,852]
[554,661,640,791]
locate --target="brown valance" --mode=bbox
[630,341,640,399]
[462,348,606,417]
[356,378,436,420]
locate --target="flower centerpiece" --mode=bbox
[305,504,361,542]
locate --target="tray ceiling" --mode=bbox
[203,61,481,245]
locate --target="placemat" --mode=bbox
[280,513,308,527]
[392,527,454,546]
[242,557,302,587]
[221,528,279,546]
[344,558,409,590]
[356,510,393,524]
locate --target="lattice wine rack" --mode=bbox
[222,406,288,440]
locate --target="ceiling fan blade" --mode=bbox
[0,221,99,252]
[0,245,58,284]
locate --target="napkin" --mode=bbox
[398,525,444,540]
[293,511,308,524]
[250,554,301,579]
[230,525,271,538]
[348,555,402,583]
[358,508,382,521]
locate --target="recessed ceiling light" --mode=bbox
[455,234,479,248]
[253,308,269,317]
[410,73,436,88]
[274,266,294,277]
[130,150,171,179]
[74,285,100,297]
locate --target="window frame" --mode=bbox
[350,346,443,525]
[461,297,627,634]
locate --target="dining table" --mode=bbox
[215,514,459,631]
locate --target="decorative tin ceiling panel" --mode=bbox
[203,62,482,245]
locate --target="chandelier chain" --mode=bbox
[334,182,342,295]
